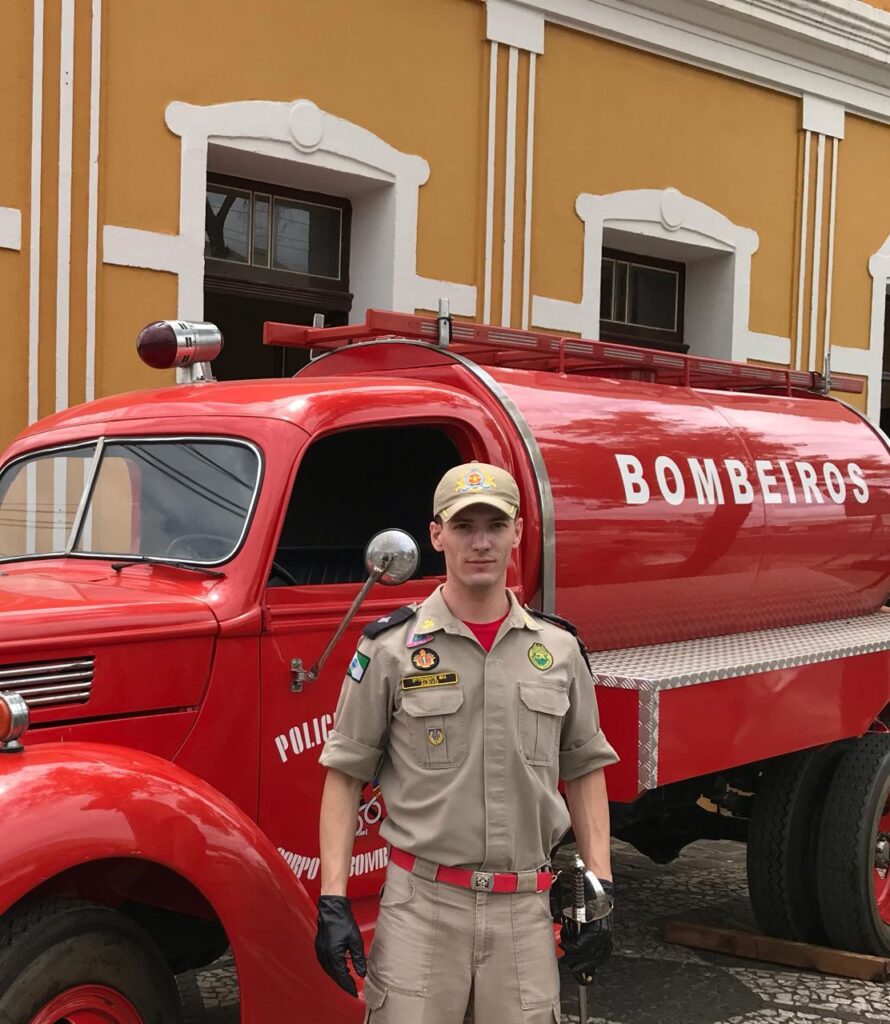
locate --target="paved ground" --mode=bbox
[188,840,890,1022]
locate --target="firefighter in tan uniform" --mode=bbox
[315,463,619,1022]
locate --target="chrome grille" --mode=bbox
[0,657,93,708]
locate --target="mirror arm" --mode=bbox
[291,557,391,692]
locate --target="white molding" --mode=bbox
[500,46,519,326]
[29,0,44,435]
[85,0,102,403]
[519,0,890,123]
[747,332,791,365]
[832,238,890,423]
[531,187,772,363]
[823,137,839,364]
[795,131,812,371]
[483,42,498,323]
[103,99,475,322]
[802,94,846,139]
[55,0,75,416]
[808,134,826,373]
[0,208,21,251]
[486,0,545,54]
[520,53,536,330]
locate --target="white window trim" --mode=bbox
[830,237,890,423]
[531,187,789,365]
[102,98,476,321]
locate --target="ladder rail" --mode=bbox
[262,309,863,396]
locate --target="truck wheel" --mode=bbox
[175,972,208,1024]
[747,743,849,942]
[0,897,183,1024]
[817,734,890,955]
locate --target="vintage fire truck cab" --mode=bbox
[0,310,889,1023]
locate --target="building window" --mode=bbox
[204,174,351,312]
[600,248,686,352]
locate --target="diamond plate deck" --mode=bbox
[589,611,890,692]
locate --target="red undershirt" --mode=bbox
[462,615,508,653]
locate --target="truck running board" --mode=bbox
[590,611,890,796]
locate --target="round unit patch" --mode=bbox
[411,647,440,671]
[528,642,554,671]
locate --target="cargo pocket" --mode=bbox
[511,891,562,1009]
[401,686,468,768]
[362,974,387,1021]
[518,681,570,767]
[368,872,438,996]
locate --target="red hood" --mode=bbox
[0,561,218,651]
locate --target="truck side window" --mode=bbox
[272,426,462,586]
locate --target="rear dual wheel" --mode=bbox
[817,733,890,955]
[746,742,850,943]
[0,898,183,1024]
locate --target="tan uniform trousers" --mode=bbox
[362,862,561,1024]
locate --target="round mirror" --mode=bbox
[364,529,420,586]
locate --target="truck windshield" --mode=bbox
[0,438,261,565]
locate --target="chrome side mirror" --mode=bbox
[365,529,420,586]
[291,529,420,692]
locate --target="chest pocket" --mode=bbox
[518,680,570,767]
[400,687,468,769]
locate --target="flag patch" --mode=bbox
[348,650,370,683]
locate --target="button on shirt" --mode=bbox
[319,586,619,872]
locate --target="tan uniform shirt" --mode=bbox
[319,586,619,872]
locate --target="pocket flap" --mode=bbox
[361,974,388,1010]
[401,687,465,717]
[519,680,570,716]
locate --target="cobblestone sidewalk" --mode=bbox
[188,840,890,1022]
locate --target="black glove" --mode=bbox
[559,879,614,983]
[315,895,367,997]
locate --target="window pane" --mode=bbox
[0,446,95,557]
[205,187,250,264]
[272,197,341,278]
[613,261,628,324]
[600,260,614,321]
[628,265,678,330]
[253,194,270,267]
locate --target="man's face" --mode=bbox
[429,504,523,591]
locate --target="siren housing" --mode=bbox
[136,320,223,383]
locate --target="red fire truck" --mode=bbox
[0,309,888,1023]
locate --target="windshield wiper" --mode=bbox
[109,556,225,579]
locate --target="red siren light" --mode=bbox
[136,321,224,370]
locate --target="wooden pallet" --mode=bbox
[663,921,890,982]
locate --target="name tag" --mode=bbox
[400,671,459,690]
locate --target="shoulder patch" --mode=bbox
[362,604,416,640]
[525,606,592,671]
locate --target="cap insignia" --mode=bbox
[454,467,496,494]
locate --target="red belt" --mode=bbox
[390,847,554,893]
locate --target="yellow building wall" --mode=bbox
[532,27,800,343]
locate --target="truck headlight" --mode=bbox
[0,692,29,753]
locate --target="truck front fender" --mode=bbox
[0,742,361,1023]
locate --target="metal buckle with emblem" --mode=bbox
[471,871,494,891]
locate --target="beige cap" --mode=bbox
[433,463,520,521]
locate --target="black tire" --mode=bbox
[817,733,890,955]
[0,897,183,1024]
[747,743,850,943]
[175,972,208,1024]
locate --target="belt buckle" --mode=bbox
[471,871,494,891]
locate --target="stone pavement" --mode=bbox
[188,840,890,1022]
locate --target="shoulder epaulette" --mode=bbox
[362,604,416,639]
[525,606,579,636]
[525,606,593,668]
